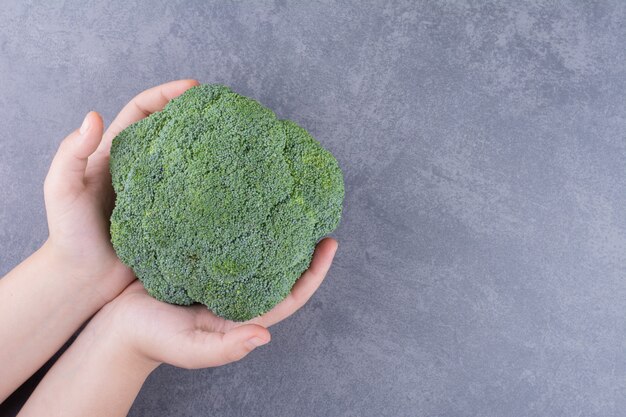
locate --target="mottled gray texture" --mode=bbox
[1,1,625,416]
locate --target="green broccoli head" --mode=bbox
[109,84,344,321]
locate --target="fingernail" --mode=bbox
[247,337,269,348]
[80,113,91,134]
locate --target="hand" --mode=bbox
[42,80,200,303]
[0,80,203,401]
[95,238,338,370]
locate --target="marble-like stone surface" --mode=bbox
[1,1,625,416]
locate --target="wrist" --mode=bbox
[100,331,160,382]
[91,300,162,375]
[37,240,108,308]
[39,238,132,306]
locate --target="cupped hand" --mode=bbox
[42,80,200,302]
[98,238,338,370]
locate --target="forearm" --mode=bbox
[18,307,158,417]
[0,242,108,401]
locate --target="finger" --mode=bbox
[172,324,270,369]
[252,238,338,328]
[96,79,199,156]
[120,279,145,295]
[44,111,104,198]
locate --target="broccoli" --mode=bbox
[109,84,344,321]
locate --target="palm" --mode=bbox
[44,157,134,299]
[47,174,116,260]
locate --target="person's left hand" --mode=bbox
[42,80,200,303]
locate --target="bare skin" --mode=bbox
[0,80,337,416]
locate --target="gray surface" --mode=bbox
[1,1,625,416]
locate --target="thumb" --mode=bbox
[45,111,104,197]
[174,324,271,369]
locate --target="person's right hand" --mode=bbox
[90,238,338,371]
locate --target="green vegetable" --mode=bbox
[109,84,344,321]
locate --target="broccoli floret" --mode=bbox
[109,84,344,321]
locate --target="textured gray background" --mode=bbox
[1,1,625,416]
